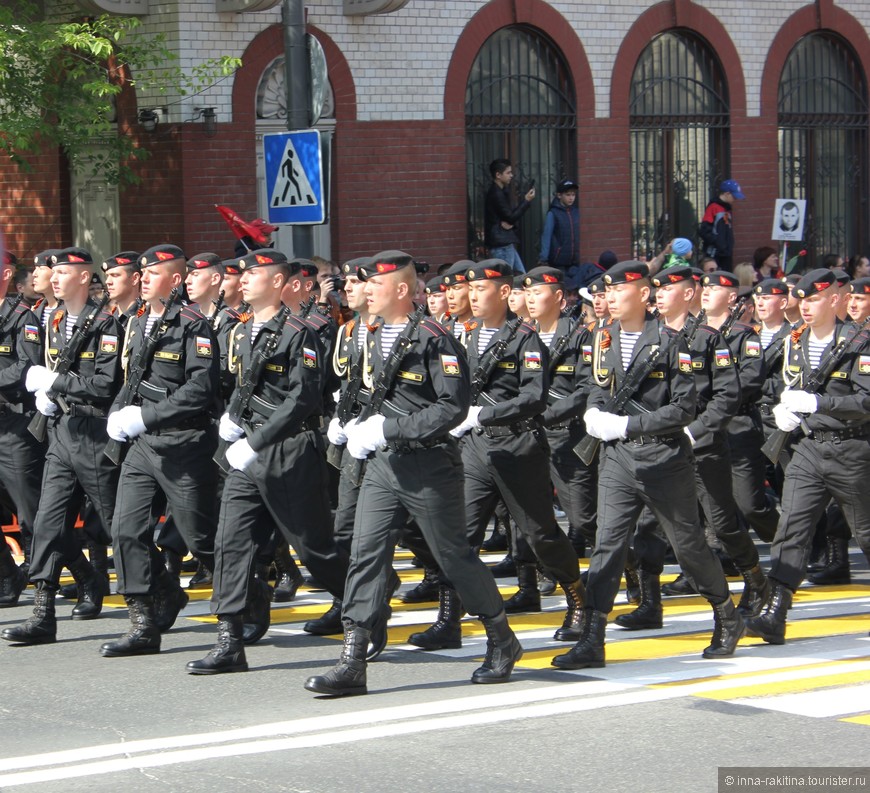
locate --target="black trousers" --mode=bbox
[212,430,347,615]
[29,416,119,584]
[111,428,218,596]
[768,437,870,591]
[342,443,504,629]
[332,446,361,557]
[462,429,579,585]
[549,424,598,547]
[694,435,759,571]
[0,412,45,556]
[586,438,730,613]
[729,413,780,542]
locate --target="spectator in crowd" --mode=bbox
[699,178,745,271]
[846,254,870,280]
[753,246,783,282]
[538,179,580,274]
[484,158,535,273]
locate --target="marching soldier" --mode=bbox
[441,260,475,342]
[100,244,221,657]
[187,249,348,674]
[2,247,123,644]
[305,251,522,696]
[747,269,870,645]
[552,261,743,671]
[412,260,583,650]
[102,252,142,324]
[31,251,61,326]
[0,254,44,606]
[424,280,449,323]
[848,277,870,323]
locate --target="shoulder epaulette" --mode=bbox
[517,321,535,335]
[420,318,446,337]
[284,315,307,332]
[180,306,205,321]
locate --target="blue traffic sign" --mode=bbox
[263,129,325,225]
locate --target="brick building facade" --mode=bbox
[3,0,870,271]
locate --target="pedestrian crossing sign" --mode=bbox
[263,130,325,225]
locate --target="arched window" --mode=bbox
[629,31,730,258]
[778,33,868,262]
[465,26,576,265]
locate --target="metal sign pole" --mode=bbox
[283,0,314,258]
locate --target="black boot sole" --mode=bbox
[407,636,461,650]
[550,656,605,670]
[186,662,249,675]
[100,646,160,657]
[304,678,367,696]
[71,607,103,621]
[1,632,56,645]
[744,624,785,645]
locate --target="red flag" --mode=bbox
[215,205,278,248]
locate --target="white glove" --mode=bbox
[35,390,58,416]
[583,408,603,439]
[327,416,349,446]
[596,412,629,442]
[449,405,483,438]
[25,365,58,394]
[116,405,146,439]
[106,411,128,442]
[219,412,245,442]
[684,427,696,447]
[781,389,818,414]
[773,402,802,432]
[346,415,387,460]
[226,438,258,471]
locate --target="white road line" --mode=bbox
[729,684,870,718]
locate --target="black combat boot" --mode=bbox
[737,565,770,618]
[187,559,214,590]
[304,624,370,696]
[703,598,745,657]
[471,611,523,684]
[68,554,106,620]
[400,566,440,604]
[745,580,792,645]
[408,586,463,650]
[0,550,27,608]
[242,576,273,645]
[551,609,607,669]
[661,571,697,596]
[489,553,516,578]
[481,517,508,552]
[153,568,189,633]
[807,538,850,585]
[623,549,641,605]
[567,526,586,559]
[615,572,663,630]
[553,578,586,641]
[100,596,161,657]
[504,563,542,614]
[537,565,557,596]
[1,582,57,644]
[186,615,248,674]
[272,544,303,602]
[303,597,343,635]
[163,548,183,580]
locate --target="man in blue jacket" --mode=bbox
[539,179,580,272]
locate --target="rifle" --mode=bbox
[547,303,586,378]
[300,295,316,318]
[326,327,364,469]
[210,290,226,330]
[104,288,181,465]
[720,294,752,339]
[347,304,426,487]
[213,304,292,473]
[0,295,23,329]
[761,316,870,464]
[574,317,697,466]
[470,316,525,404]
[28,295,110,442]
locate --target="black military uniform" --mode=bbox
[2,248,124,643]
[305,251,521,697]
[705,271,780,544]
[100,244,221,658]
[0,284,44,606]
[409,260,583,651]
[187,249,348,674]
[748,269,870,645]
[553,261,743,670]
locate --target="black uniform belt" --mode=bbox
[64,404,107,418]
[149,416,213,435]
[810,425,870,443]
[620,433,681,446]
[736,402,761,416]
[547,419,579,431]
[476,418,539,438]
[248,414,323,433]
[383,436,452,454]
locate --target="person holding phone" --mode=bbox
[484,158,535,274]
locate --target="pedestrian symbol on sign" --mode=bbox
[271,138,317,208]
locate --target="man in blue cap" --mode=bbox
[699,179,745,272]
